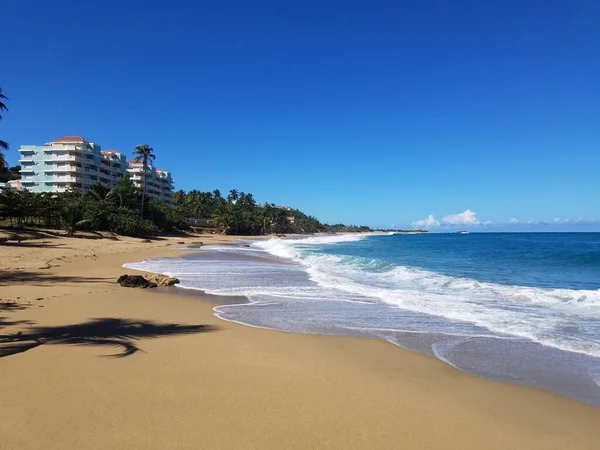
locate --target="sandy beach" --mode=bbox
[1,231,600,450]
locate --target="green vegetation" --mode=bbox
[0,175,181,236]
[173,189,331,235]
[1,182,373,237]
[0,165,20,183]
[173,190,374,235]
[132,143,155,218]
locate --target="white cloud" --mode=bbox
[413,214,440,228]
[413,209,491,228]
[442,209,480,225]
[551,217,586,224]
[509,218,519,224]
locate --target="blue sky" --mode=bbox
[2,0,599,230]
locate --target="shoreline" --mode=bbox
[128,239,600,408]
[2,232,600,449]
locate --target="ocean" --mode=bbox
[125,232,600,406]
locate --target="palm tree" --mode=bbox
[132,144,155,218]
[260,215,271,235]
[173,189,186,206]
[87,182,113,201]
[60,197,92,236]
[0,89,7,120]
[212,203,233,234]
[227,189,239,203]
[114,172,139,209]
[212,189,221,199]
[0,88,9,170]
[244,193,256,207]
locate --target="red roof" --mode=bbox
[127,160,143,165]
[54,136,90,143]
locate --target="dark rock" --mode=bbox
[117,275,129,283]
[117,275,158,289]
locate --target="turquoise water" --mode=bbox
[126,232,600,406]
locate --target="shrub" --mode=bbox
[147,198,187,232]
[107,208,158,236]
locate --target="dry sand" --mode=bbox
[1,231,600,449]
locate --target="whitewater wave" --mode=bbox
[250,236,600,358]
[251,233,372,259]
[126,234,600,358]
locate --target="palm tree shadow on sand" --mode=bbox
[0,318,216,358]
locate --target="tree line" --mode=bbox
[0,182,372,236]
[172,188,354,235]
[0,179,373,237]
[0,175,180,236]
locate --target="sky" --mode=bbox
[2,0,599,230]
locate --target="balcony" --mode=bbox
[73,176,98,184]
[52,154,95,164]
[45,174,96,184]
[50,144,95,153]
[19,149,37,158]
[44,165,82,173]
[50,176,79,183]
[99,174,116,182]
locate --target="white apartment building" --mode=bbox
[127,161,174,206]
[18,136,175,205]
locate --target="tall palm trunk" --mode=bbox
[141,159,147,218]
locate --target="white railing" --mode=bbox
[51,144,94,153]
[47,155,94,164]
[43,166,80,173]
[52,176,79,182]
